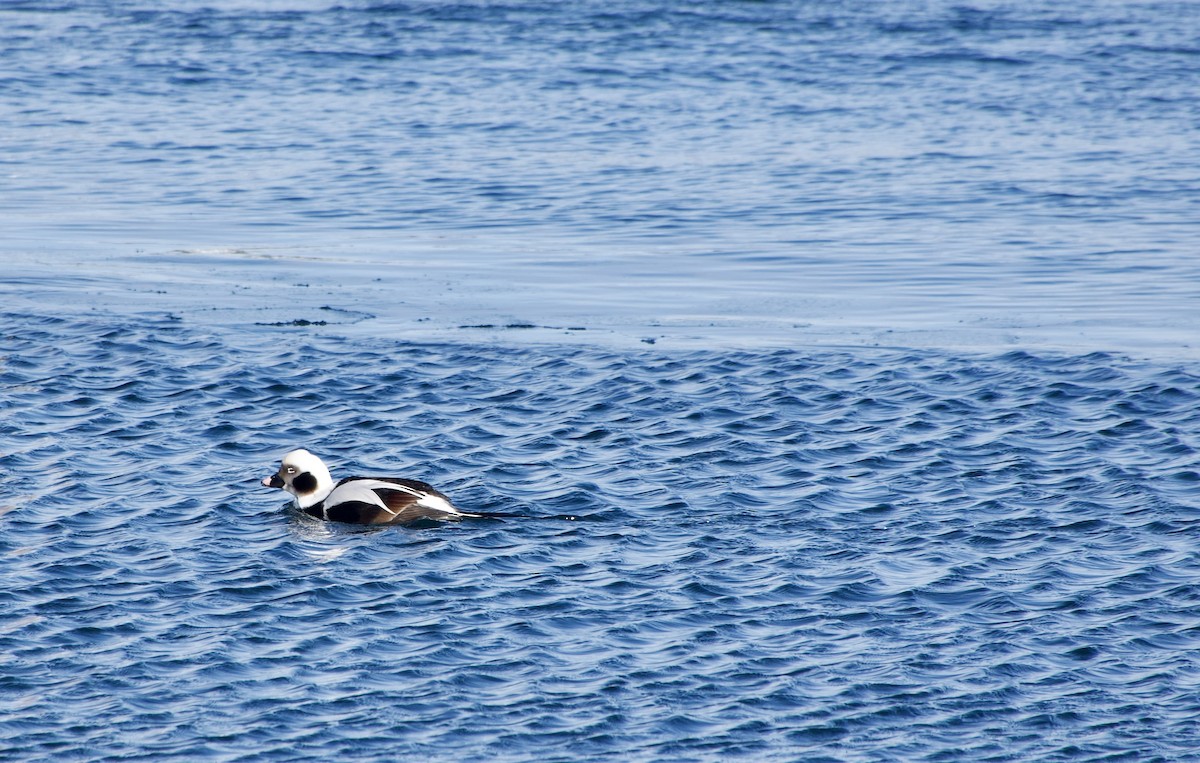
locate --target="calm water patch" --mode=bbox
[2,0,1199,354]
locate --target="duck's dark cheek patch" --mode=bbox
[293,472,318,494]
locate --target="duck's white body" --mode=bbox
[261,449,469,525]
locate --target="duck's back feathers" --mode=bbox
[307,476,464,525]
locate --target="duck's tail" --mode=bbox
[460,509,527,520]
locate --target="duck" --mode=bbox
[261,448,485,525]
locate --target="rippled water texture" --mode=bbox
[3,313,1200,761]
[4,1,1200,761]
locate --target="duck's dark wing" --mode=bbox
[365,478,525,520]
[370,477,467,523]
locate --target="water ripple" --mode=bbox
[1,311,1199,760]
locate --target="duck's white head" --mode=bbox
[261,448,334,508]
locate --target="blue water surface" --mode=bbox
[3,2,1200,761]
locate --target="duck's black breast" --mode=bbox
[302,498,398,524]
[329,500,385,524]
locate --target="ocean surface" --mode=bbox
[3,1,1200,761]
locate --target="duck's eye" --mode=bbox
[286,467,296,475]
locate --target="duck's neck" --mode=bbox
[295,485,332,510]
[294,467,334,509]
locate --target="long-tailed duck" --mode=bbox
[262,448,486,525]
